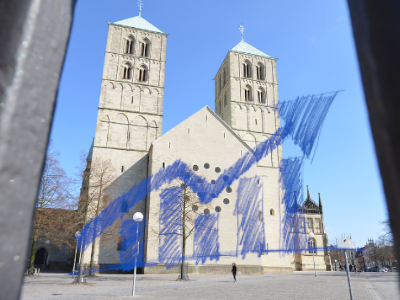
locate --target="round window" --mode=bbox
[215,206,221,212]
[223,175,229,182]
[215,167,221,173]
[211,180,216,184]
[204,209,210,215]
[226,187,232,193]
[223,198,230,205]
[193,165,199,171]
[192,205,198,211]
[204,163,210,169]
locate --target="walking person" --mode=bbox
[354,264,357,273]
[232,263,237,282]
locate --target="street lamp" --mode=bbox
[72,231,86,283]
[335,259,337,271]
[72,232,80,277]
[309,232,316,277]
[132,212,143,296]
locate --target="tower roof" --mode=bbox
[230,40,276,59]
[110,16,165,35]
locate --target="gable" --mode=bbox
[152,106,253,152]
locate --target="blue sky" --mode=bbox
[52,0,387,247]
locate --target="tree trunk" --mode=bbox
[179,188,189,281]
[28,224,40,275]
[89,175,103,276]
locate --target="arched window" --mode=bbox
[219,74,222,93]
[223,68,227,84]
[138,65,148,82]
[306,218,313,233]
[243,60,251,78]
[256,63,264,80]
[257,87,266,103]
[224,93,227,107]
[308,238,316,254]
[124,36,134,54]
[270,209,274,216]
[122,63,132,79]
[244,85,252,101]
[139,39,150,57]
[219,100,222,113]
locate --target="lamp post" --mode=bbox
[72,232,86,283]
[309,232,316,277]
[132,212,143,296]
[335,259,337,271]
[72,232,80,277]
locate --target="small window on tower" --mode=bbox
[223,68,227,84]
[244,85,252,101]
[138,65,147,82]
[257,87,266,103]
[122,63,132,80]
[256,63,264,80]
[139,39,150,57]
[243,60,251,78]
[125,36,134,54]
[224,93,227,107]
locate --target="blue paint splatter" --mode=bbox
[76,91,341,271]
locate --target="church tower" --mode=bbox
[93,8,167,189]
[214,27,289,271]
[214,27,280,167]
[83,10,167,265]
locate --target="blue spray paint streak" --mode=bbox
[193,214,220,265]
[280,91,339,160]
[158,187,182,269]
[234,177,265,258]
[76,129,282,250]
[279,157,305,253]
[75,92,340,267]
[118,219,145,270]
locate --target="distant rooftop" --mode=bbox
[110,16,165,34]
[230,40,276,60]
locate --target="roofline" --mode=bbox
[151,106,254,153]
[213,53,230,80]
[107,21,169,36]
[229,49,278,60]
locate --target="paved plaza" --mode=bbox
[21,271,399,300]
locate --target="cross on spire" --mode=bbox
[138,0,143,17]
[239,23,244,41]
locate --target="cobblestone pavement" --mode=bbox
[20,271,400,300]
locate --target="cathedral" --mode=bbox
[81,11,331,274]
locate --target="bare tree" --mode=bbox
[77,153,118,276]
[157,179,208,281]
[28,143,74,275]
[329,238,344,270]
